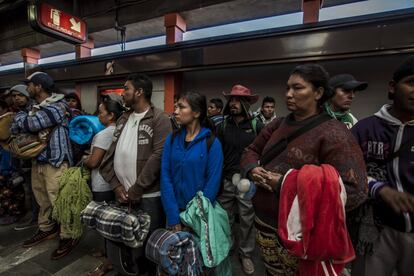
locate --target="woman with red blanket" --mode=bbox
[241,64,367,276]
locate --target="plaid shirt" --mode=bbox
[145,229,203,276]
[10,94,73,167]
[81,200,151,248]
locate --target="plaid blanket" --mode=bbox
[145,229,203,276]
[81,201,150,248]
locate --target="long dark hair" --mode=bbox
[180,92,214,130]
[101,97,125,121]
[290,64,333,106]
[65,92,82,110]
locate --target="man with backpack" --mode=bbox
[351,56,414,276]
[216,84,264,275]
[10,72,75,259]
[100,74,172,275]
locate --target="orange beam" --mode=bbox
[21,48,40,64]
[164,13,186,112]
[75,37,94,59]
[303,0,322,24]
[164,13,186,45]
[164,73,182,113]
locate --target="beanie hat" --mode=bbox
[10,84,30,99]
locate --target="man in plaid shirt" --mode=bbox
[11,72,75,260]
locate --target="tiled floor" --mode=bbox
[0,218,265,275]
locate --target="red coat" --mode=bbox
[278,164,355,276]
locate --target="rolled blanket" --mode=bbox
[145,229,203,276]
[81,201,151,248]
[69,115,105,145]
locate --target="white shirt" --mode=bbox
[91,125,115,192]
[114,110,148,191]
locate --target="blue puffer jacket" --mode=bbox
[161,127,224,226]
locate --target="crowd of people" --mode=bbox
[0,56,413,276]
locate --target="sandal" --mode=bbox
[88,260,113,276]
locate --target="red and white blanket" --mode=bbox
[278,164,355,276]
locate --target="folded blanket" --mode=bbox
[81,201,151,248]
[69,115,104,145]
[145,229,203,276]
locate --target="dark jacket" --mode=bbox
[352,104,414,233]
[217,116,264,179]
[100,106,172,201]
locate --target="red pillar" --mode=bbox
[75,38,94,59]
[164,13,186,113]
[21,48,40,64]
[303,0,322,24]
[164,13,187,45]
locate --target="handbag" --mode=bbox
[7,128,52,159]
[0,112,14,141]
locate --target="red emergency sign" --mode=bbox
[28,2,87,44]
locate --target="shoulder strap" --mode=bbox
[251,117,257,135]
[206,133,215,152]
[260,113,332,166]
[386,135,414,162]
[170,130,179,146]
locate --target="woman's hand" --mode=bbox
[249,167,282,192]
[114,185,128,203]
[249,167,268,183]
[264,172,283,191]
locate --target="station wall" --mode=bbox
[183,54,409,120]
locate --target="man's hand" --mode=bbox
[114,185,128,203]
[379,186,414,214]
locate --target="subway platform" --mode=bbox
[0,215,265,276]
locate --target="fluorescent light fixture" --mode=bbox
[39,53,76,64]
[0,62,24,72]
[320,0,414,21]
[92,35,165,56]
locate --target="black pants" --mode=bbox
[108,196,165,276]
[135,196,166,276]
[92,191,115,203]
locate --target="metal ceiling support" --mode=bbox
[1,9,414,87]
[73,0,79,16]
[303,0,322,24]
[0,0,26,13]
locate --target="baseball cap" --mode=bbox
[329,74,368,91]
[10,84,30,99]
[393,56,414,83]
[23,72,54,90]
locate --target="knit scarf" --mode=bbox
[324,102,354,126]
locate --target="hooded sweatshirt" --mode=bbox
[160,127,224,226]
[352,104,414,233]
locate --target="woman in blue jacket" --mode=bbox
[161,92,224,231]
